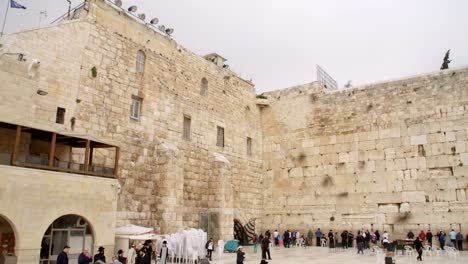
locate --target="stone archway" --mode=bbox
[0,214,17,263]
[39,214,94,264]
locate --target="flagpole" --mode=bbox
[1,0,10,37]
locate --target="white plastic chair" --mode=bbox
[432,245,442,256]
[423,245,432,257]
[404,245,414,256]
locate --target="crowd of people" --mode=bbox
[247,228,467,263]
[56,239,157,264]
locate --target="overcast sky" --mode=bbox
[2,0,468,92]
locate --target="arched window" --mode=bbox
[200,78,208,96]
[136,50,146,73]
[40,215,94,264]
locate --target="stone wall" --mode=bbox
[0,0,264,241]
[261,67,468,239]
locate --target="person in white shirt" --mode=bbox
[127,244,137,264]
[273,230,279,246]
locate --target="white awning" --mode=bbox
[115,224,154,236]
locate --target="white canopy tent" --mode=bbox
[114,224,160,256]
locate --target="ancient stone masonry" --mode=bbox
[0,0,263,242]
[0,0,467,247]
[260,68,468,239]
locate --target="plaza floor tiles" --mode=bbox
[209,246,468,264]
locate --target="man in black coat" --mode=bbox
[414,237,423,261]
[94,246,106,263]
[56,245,70,264]
[426,230,433,247]
[261,236,272,260]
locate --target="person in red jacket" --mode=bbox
[418,230,426,242]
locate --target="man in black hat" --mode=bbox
[94,246,106,262]
[57,245,70,264]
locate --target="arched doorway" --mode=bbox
[40,215,94,264]
[0,215,17,263]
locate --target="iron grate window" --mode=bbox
[247,137,252,156]
[216,126,224,147]
[183,115,191,141]
[56,107,66,124]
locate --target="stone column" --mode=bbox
[154,141,184,234]
[211,153,234,242]
[15,247,39,264]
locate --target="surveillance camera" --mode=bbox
[31,59,40,65]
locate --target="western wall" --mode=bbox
[0,0,467,247]
[260,67,468,238]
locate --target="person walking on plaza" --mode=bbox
[159,241,169,264]
[237,246,245,264]
[315,228,322,246]
[456,231,463,251]
[127,244,137,264]
[78,248,92,264]
[252,233,259,253]
[426,230,433,248]
[94,246,106,263]
[205,238,214,261]
[261,234,272,260]
[414,237,423,261]
[57,245,70,264]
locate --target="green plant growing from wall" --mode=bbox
[440,49,451,70]
[91,66,97,78]
[256,93,267,99]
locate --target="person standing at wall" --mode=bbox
[426,230,433,248]
[315,228,322,247]
[438,231,446,250]
[407,230,415,240]
[374,230,380,247]
[449,229,456,247]
[356,232,364,254]
[273,230,279,246]
[456,231,463,251]
[261,235,272,260]
[57,245,70,264]
[341,231,348,249]
[414,237,423,261]
[283,231,290,248]
[418,230,426,243]
[307,230,313,246]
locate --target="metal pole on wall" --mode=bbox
[1,0,11,37]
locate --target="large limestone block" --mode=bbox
[401,191,426,203]
[410,135,427,145]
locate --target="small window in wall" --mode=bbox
[200,78,208,96]
[130,96,142,120]
[136,50,146,73]
[183,115,191,141]
[216,126,224,147]
[247,137,252,156]
[56,107,66,124]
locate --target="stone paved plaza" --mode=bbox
[210,246,468,264]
